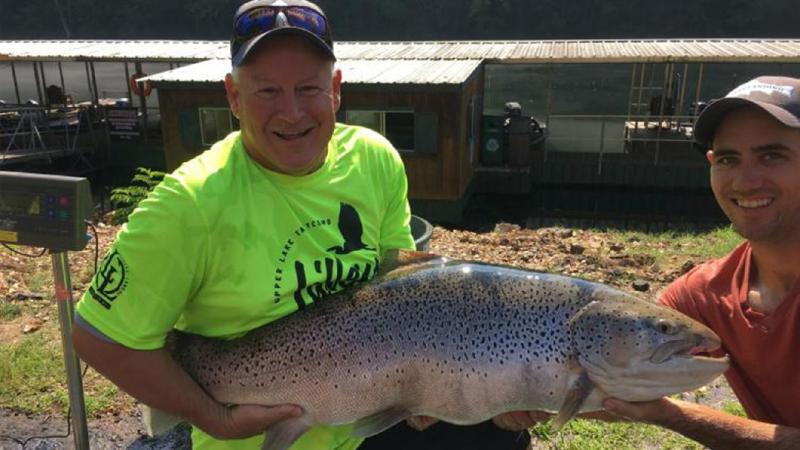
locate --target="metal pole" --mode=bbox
[90,62,99,107]
[33,62,44,105]
[40,62,49,105]
[694,63,705,118]
[124,62,132,100]
[51,251,90,450]
[58,62,66,93]
[84,62,94,104]
[11,61,21,104]
[134,61,148,144]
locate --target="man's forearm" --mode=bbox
[71,324,225,433]
[656,399,800,450]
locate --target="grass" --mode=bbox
[533,418,703,450]
[0,301,22,320]
[604,225,743,268]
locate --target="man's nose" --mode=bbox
[732,163,767,192]
[275,92,305,121]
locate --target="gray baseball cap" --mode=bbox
[694,76,800,144]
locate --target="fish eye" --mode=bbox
[654,319,677,335]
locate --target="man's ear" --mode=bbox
[706,150,714,163]
[225,73,240,119]
[331,68,342,112]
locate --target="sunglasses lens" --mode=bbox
[285,7,327,36]
[236,8,277,37]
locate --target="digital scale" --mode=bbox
[0,171,91,450]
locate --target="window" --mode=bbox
[199,108,236,146]
[346,110,415,151]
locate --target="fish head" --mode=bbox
[569,292,729,401]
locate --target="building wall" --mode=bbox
[156,83,228,171]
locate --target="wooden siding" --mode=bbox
[156,84,228,171]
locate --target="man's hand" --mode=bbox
[200,403,304,439]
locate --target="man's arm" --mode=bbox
[604,397,800,450]
[72,324,302,439]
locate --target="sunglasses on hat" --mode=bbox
[232,5,331,54]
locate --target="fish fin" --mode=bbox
[262,417,312,450]
[141,405,184,437]
[351,408,411,438]
[552,370,595,431]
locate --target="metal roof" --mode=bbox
[2,39,800,63]
[144,58,483,85]
[0,40,228,62]
[334,39,800,63]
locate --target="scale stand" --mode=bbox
[0,171,93,450]
[52,251,90,449]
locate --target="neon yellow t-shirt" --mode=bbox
[76,124,415,449]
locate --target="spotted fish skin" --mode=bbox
[166,255,727,442]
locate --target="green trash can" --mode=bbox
[480,116,505,165]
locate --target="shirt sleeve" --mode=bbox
[76,174,208,350]
[377,144,415,253]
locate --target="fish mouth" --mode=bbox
[649,338,724,364]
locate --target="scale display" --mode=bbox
[0,171,93,251]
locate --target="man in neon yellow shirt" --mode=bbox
[72,1,413,448]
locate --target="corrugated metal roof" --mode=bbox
[333,39,800,63]
[144,58,483,85]
[0,40,228,62]
[2,39,800,63]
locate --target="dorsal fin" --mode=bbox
[378,249,447,279]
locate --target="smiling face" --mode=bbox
[225,36,341,175]
[708,107,800,244]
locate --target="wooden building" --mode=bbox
[147,58,484,222]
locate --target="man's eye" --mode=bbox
[298,86,322,96]
[763,152,786,162]
[257,88,279,98]
[715,156,736,165]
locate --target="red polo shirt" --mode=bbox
[659,242,800,427]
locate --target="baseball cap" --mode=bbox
[694,76,800,145]
[231,0,335,67]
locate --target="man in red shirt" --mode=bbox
[494,76,800,449]
[600,76,800,448]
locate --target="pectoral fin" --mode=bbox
[552,370,595,431]
[262,417,312,450]
[351,408,411,437]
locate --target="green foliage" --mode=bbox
[0,301,22,319]
[109,167,165,225]
[722,401,747,418]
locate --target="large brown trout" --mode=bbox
[151,252,728,449]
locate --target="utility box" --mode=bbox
[480,116,505,165]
